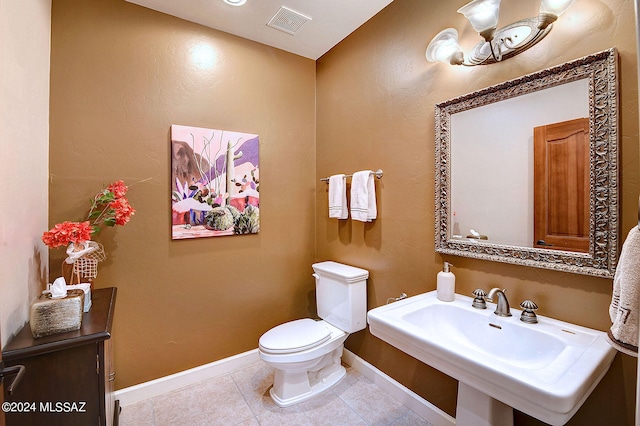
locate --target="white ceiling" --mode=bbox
[125,0,395,60]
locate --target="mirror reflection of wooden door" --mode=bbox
[534,117,590,252]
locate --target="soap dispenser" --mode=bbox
[437,262,455,302]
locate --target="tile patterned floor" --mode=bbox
[119,361,433,426]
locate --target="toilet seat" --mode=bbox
[259,318,331,354]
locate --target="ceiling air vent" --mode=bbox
[267,6,312,35]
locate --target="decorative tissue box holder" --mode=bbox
[66,284,92,312]
[29,290,85,338]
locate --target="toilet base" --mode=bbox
[268,346,346,407]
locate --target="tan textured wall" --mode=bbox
[316,0,638,424]
[49,0,316,389]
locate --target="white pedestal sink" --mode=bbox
[367,291,616,426]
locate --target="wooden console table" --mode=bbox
[2,287,118,426]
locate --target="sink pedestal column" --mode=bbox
[456,382,514,426]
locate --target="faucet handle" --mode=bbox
[519,300,539,324]
[472,289,487,309]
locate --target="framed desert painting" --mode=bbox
[171,124,259,240]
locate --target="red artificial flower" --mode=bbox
[43,180,135,250]
[107,180,128,199]
[109,197,135,226]
[42,221,93,248]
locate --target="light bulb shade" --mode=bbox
[457,0,501,33]
[539,0,575,16]
[426,28,464,64]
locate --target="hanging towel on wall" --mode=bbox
[350,170,377,222]
[328,174,348,219]
[607,226,640,357]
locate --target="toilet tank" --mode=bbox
[312,261,369,333]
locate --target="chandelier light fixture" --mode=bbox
[426,0,575,66]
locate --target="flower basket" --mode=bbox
[43,180,134,287]
[63,241,106,286]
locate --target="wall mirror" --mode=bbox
[435,48,618,278]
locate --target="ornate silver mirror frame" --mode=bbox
[435,48,618,278]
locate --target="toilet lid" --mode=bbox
[259,319,332,354]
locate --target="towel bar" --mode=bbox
[320,169,383,182]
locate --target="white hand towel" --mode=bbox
[607,226,640,357]
[350,170,377,222]
[328,174,348,219]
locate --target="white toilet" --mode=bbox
[258,261,369,407]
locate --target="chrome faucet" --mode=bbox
[486,288,512,317]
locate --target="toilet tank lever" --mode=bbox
[312,273,319,280]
